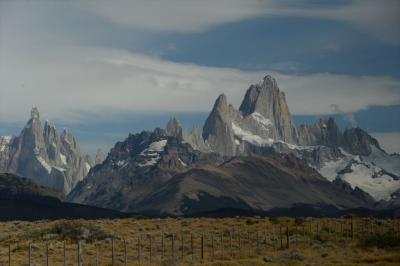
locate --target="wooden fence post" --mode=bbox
[95,241,99,266]
[8,244,11,266]
[137,236,141,263]
[191,233,194,261]
[28,243,32,266]
[351,219,354,239]
[180,231,184,259]
[161,232,164,260]
[149,234,152,262]
[229,231,233,258]
[286,227,290,249]
[46,242,49,266]
[124,239,128,266]
[172,233,175,260]
[264,227,268,250]
[211,233,215,259]
[63,240,66,266]
[280,227,283,249]
[111,238,114,266]
[77,241,81,266]
[201,233,204,260]
[238,231,242,256]
[248,231,251,257]
[220,231,224,258]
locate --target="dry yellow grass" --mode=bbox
[0,217,399,265]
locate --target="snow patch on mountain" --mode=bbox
[85,162,91,173]
[0,136,12,152]
[231,122,273,147]
[60,153,67,165]
[36,156,52,174]
[319,157,352,181]
[138,139,167,167]
[250,112,272,130]
[339,162,400,201]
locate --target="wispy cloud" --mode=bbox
[1,45,399,123]
[77,0,400,44]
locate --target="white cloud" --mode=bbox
[77,0,400,44]
[1,0,399,123]
[77,0,268,33]
[1,45,399,123]
[372,132,400,154]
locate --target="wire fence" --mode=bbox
[0,218,399,265]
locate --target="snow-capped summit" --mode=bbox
[200,74,400,203]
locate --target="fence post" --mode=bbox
[286,227,289,249]
[95,241,99,266]
[161,232,164,260]
[28,243,32,266]
[63,240,66,266]
[229,230,233,258]
[124,239,128,266]
[46,242,49,266]
[149,234,152,262]
[137,236,141,263]
[180,231,184,259]
[238,231,242,257]
[280,227,283,249]
[248,231,251,257]
[256,231,260,255]
[111,238,114,266]
[264,227,268,250]
[172,233,175,260]
[191,232,194,261]
[351,219,354,239]
[220,231,224,258]
[211,233,215,259]
[201,233,204,260]
[8,244,11,266]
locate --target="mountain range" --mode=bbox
[67,75,400,215]
[0,107,104,193]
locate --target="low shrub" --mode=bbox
[45,221,111,243]
[360,232,400,249]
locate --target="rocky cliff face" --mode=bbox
[0,108,92,193]
[239,75,298,144]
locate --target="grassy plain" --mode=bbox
[0,217,399,265]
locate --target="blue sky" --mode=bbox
[0,0,399,155]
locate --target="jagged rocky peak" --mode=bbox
[343,127,383,156]
[30,106,40,120]
[214,93,228,109]
[0,107,91,194]
[165,117,183,138]
[202,74,299,156]
[298,117,345,147]
[95,149,106,165]
[239,75,297,143]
